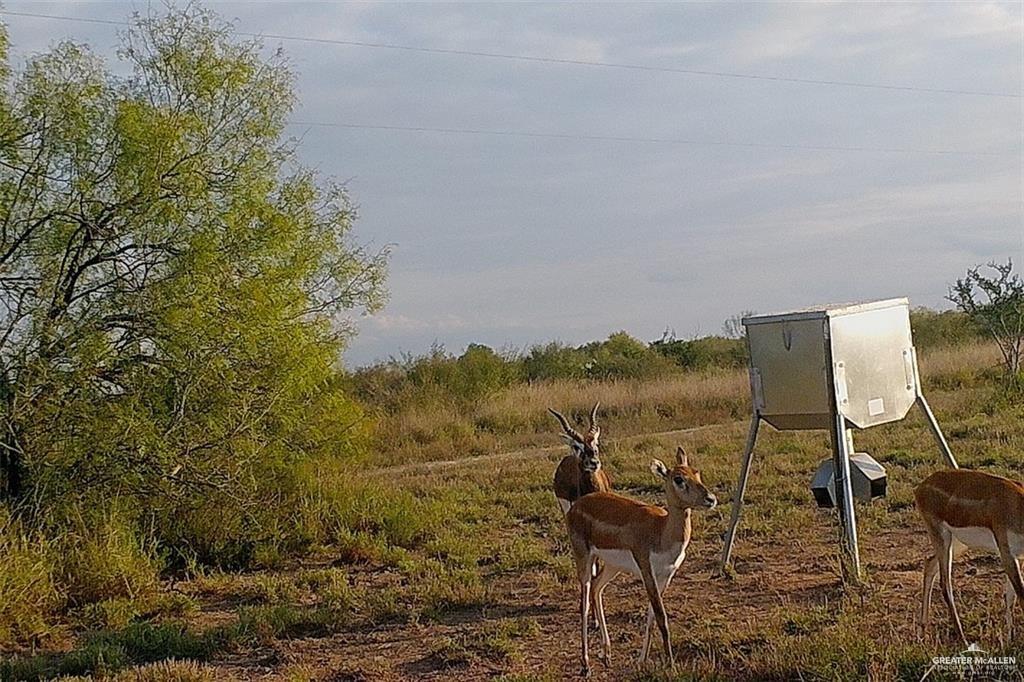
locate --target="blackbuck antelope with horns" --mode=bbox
[566,446,717,676]
[550,404,611,515]
[915,469,1024,644]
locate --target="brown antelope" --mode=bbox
[915,469,1024,644]
[550,404,611,514]
[565,447,716,676]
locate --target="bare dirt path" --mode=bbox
[373,421,742,476]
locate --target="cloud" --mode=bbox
[726,3,1020,66]
[362,313,470,332]
[5,1,1019,367]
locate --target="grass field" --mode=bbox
[3,341,1023,681]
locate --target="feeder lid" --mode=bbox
[743,298,909,326]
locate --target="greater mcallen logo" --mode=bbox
[921,643,1017,680]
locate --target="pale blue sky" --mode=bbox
[4,2,1022,366]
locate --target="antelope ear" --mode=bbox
[650,459,669,479]
[676,446,688,467]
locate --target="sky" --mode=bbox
[2,2,1022,366]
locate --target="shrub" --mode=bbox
[0,0,381,582]
[523,332,678,382]
[651,333,746,370]
[948,260,1024,378]
[0,517,61,647]
[295,462,441,552]
[909,307,981,350]
[578,331,678,380]
[521,342,588,381]
[59,507,161,606]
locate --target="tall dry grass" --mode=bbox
[0,515,61,646]
[370,370,750,466]
[916,339,1002,390]
[371,340,1003,466]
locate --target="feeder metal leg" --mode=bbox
[911,347,957,469]
[831,415,861,581]
[916,395,958,469]
[719,415,760,572]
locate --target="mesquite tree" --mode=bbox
[948,260,1024,379]
[0,7,387,552]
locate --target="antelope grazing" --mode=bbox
[566,447,716,676]
[550,404,611,514]
[915,469,1024,644]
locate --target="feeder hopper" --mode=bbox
[719,298,957,580]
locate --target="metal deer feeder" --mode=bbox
[719,298,958,579]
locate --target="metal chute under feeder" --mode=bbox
[719,298,958,580]
[810,452,887,508]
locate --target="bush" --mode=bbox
[948,260,1024,378]
[0,517,61,647]
[909,307,981,350]
[59,507,162,606]
[412,344,519,402]
[577,331,678,380]
[522,333,679,382]
[0,0,381,591]
[521,342,587,382]
[357,331,693,404]
[651,333,746,370]
[295,462,442,552]
[353,343,519,409]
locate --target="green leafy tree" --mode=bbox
[0,7,387,556]
[909,307,981,350]
[580,331,676,380]
[650,330,746,371]
[948,260,1023,379]
[521,342,587,382]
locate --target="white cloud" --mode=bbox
[4,1,1019,367]
[363,313,469,332]
[728,3,1020,66]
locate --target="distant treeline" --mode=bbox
[352,308,982,408]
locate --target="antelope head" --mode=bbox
[651,446,717,510]
[548,403,602,473]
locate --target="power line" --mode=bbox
[287,121,1014,157]
[2,9,1019,99]
[4,9,1012,157]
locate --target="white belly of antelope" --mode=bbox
[946,524,997,553]
[655,544,686,580]
[593,544,685,580]
[594,549,641,575]
[944,525,1024,558]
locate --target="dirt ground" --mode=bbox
[182,402,1024,681]
[200,507,1010,681]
